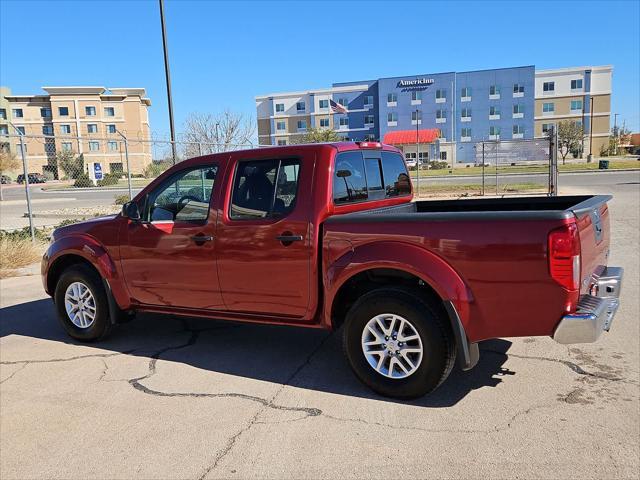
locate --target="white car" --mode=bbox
[405,158,417,168]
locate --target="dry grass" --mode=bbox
[0,237,46,279]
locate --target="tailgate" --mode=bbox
[571,195,611,295]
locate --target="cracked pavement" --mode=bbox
[1,178,639,479]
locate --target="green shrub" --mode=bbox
[143,161,172,179]
[97,172,120,187]
[73,173,92,188]
[0,226,49,242]
[428,160,449,170]
[114,194,130,205]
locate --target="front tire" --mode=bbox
[343,287,455,399]
[54,264,113,341]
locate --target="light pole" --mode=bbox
[159,0,178,164]
[613,113,618,156]
[116,130,133,200]
[588,96,594,162]
[415,108,420,196]
[9,122,35,241]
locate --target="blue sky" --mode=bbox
[1,0,639,137]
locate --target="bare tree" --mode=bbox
[0,150,20,201]
[181,111,256,157]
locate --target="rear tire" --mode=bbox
[343,287,455,399]
[54,264,113,341]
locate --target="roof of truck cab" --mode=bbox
[175,142,402,169]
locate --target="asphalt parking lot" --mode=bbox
[1,177,638,479]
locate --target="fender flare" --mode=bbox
[324,241,476,366]
[44,234,130,310]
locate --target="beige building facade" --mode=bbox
[534,66,612,157]
[0,86,152,176]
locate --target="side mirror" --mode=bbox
[122,201,141,221]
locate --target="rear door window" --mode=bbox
[333,151,368,204]
[381,151,411,197]
[230,158,301,220]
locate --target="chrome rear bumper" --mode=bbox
[553,266,623,344]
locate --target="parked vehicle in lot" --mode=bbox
[1,174,11,184]
[17,173,46,184]
[42,142,623,398]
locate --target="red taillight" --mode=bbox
[357,141,382,149]
[548,222,581,291]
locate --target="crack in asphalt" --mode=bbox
[482,348,631,383]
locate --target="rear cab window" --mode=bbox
[333,149,411,205]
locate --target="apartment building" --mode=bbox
[534,66,612,157]
[0,86,152,176]
[256,65,613,162]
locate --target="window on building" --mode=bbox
[461,128,471,139]
[436,109,446,119]
[60,124,71,134]
[104,107,115,117]
[108,141,118,151]
[411,110,422,121]
[12,108,23,118]
[58,106,69,116]
[543,102,555,113]
[296,101,305,112]
[17,143,27,155]
[40,108,52,118]
[573,120,583,130]
[297,119,307,130]
[542,123,554,134]
[570,100,583,111]
[87,124,98,134]
[0,108,6,119]
[42,125,53,135]
[387,112,397,123]
[338,98,348,107]
[320,118,330,127]
[571,79,583,90]
[339,117,349,127]
[275,103,284,113]
[277,139,287,146]
[61,142,72,152]
[16,126,25,135]
[461,87,472,98]
[411,91,422,101]
[543,82,555,92]
[276,121,286,131]
[230,159,299,220]
[319,99,329,109]
[513,124,524,135]
[387,93,397,103]
[107,124,116,134]
[489,85,500,96]
[513,83,525,94]
[490,106,500,116]
[364,95,374,107]
[513,104,524,114]
[461,108,471,119]
[0,125,7,135]
[435,89,446,100]
[85,106,96,116]
[365,114,374,125]
[364,134,376,142]
[489,126,501,136]
[440,151,447,161]
[89,141,100,151]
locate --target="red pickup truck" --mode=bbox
[42,142,623,398]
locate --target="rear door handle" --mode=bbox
[276,234,303,245]
[190,234,214,244]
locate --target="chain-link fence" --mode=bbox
[0,132,252,235]
[410,138,555,198]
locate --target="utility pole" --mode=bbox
[9,123,35,242]
[116,130,133,200]
[588,96,594,162]
[613,113,618,156]
[415,108,420,196]
[159,0,178,164]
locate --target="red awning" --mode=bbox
[383,129,440,145]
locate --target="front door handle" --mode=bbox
[190,234,214,245]
[276,233,303,246]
